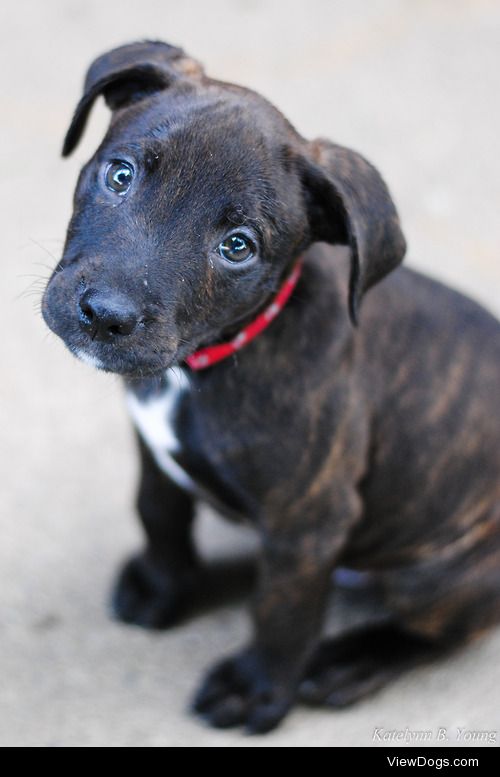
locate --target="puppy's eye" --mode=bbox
[105,160,134,195]
[218,234,255,263]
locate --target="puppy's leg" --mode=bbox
[300,521,500,708]
[111,438,198,629]
[193,490,359,733]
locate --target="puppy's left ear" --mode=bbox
[299,139,406,323]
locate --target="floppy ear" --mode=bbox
[299,139,406,324]
[62,40,204,157]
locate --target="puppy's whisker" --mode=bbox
[16,276,50,303]
[32,260,59,272]
[17,272,51,280]
[28,236,59,263]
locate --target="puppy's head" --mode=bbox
[43,40,405,377]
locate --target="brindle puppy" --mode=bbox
[42,41,500,733]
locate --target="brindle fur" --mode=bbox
[42,41,500,733]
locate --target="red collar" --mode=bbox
[185,258,303,371]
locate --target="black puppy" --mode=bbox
[42,41,500,734]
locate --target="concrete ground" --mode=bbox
[1,0,499,748]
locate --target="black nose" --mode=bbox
[78,289,139,342]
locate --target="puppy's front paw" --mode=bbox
[193,647,293,734]
[110,553,196,629]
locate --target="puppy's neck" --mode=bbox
[199,257,304,348]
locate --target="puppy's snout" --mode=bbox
[78,289,139,342]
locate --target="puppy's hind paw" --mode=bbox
[299,625,437,708]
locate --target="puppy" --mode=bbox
[42,41,500,733]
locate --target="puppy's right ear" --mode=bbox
[298,140,406,324]
[62,40,204,156]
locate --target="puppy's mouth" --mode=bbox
[42,287,182,377]
[66,342,180,378]
[43,306,179,378]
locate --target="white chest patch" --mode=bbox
[126,367,197,493]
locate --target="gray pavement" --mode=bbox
[0,0,499,747]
